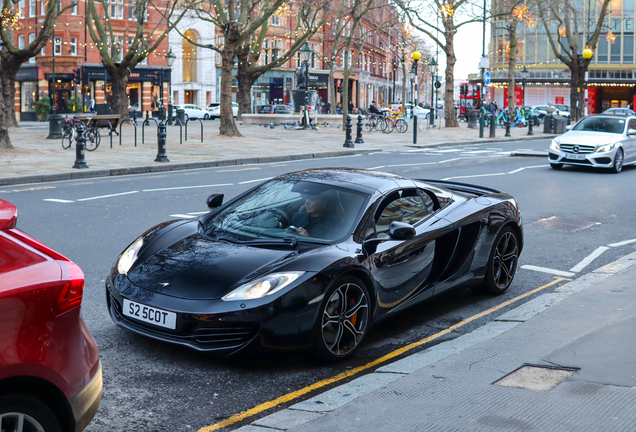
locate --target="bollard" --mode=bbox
[155,120,169,162]
[343,114,354,148]
[505,119,511,137]
[355,114,364,144]
[489,114,496,138]
[132,110,137,125]
[413,115,418,144]
[72,123,89,169]
[527,115,534,136]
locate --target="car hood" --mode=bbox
[558,131,620,146]
[127,233,312,300]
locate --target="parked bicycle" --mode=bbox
[363,114,387,132]
[382,112,408,133]
[61,116,101,151]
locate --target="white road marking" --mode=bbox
[367,166,387,170]
[442,172,506,180]
[187,211,209,215]
[437,157,464,164]
[238,177,273,184]
[460,150,496,154]
[569,246,610,272]
[169,214,198,219]
[385,161,438,168]
[429,148,463,153]
[520,265,575,277]
[608,238,636,247]
[142,183,233,192]
[76,191,139,201]
[507,165,546,174]
[43,198,75,203]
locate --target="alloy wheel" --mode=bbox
[321,282,369,357]
[0,413,45,432]
[491,231,519,290]
[613,148,624,173]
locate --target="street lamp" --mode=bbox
[411,50,421,144]
[166,48,176,124]
[299,42,313,129]
[428,58,437,127]
[47,26,63,139]
[521,66,529,108]
[581,48,593,118]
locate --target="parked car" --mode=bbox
[602,107,636,116]
[208,102,238,119]
[258,104,292,114]
[0,199,102,431]
[549,114,636,173]
[173,104,209,120]
[533,105,571,119]
[106,168,523,361]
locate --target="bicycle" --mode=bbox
[61,117,77,150]
[382,112,408,133]
[61,116,101,151]
[363,114,386,132]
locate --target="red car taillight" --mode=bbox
[54,261,85,315]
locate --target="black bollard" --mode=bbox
[355,114,364,144]
[527,115,534,136]
[343,114,354,148]
[505,119,511,137]
[413,115,418,144]
[155,120,169,162]
[489,114,496,138]
[72,123,89,169]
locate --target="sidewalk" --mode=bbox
[234,252,636,432]
[0,119,553,186]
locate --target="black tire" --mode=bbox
[376,117,388,132]
[611,148,624,173]
[395,118,408,133]
[61,134,72,150]
[382,119,395,134]
[204,114,209,120]
[482,226,520,295]
[85,129,100,151]
[0,394,63,432]
[362,119,374,133]
[313,276,370,361]
[550,163,563,170]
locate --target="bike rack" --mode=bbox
[142,117,159,144]
[95,119,114,149]
[118,119,138,147]
[184,118,203,143]
[169,117,183,144]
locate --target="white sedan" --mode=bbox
[208,102,239,120]
[173,104,209,120]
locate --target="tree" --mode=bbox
[182,0,289,137]
[533,0,611,121]
[234,0,328,120]
[86,0,188,117]
[0,67,10,149]
[397,0,483,127]
[0,0,67,129]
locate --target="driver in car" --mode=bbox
[291,193,337,238]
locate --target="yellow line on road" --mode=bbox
[198,277,569,432]
[0,186,56,194]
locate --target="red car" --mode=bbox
[0,199,101,432]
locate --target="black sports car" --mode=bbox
[106,168,523,360]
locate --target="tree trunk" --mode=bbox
[341,70,350,126]
[219,24,241,137]
[235,46,250,120]
[1,58,22,128]
[401,62,407,115]
[443,23,459,128]
[108,68,130,117]
[570,62,586,122]
[507,21,517,119]
[0,70,13,149]
[329,65,336,114]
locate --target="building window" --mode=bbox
[18,34,25,49]
[54,36,62,55]
[70,37,77,55]
[271,49,279,62]
[271,14,280,26]
[29,33,35,62]
[72,0,77,14]
[18,0,25,17]
[182,29,197,82]
[40,0,45,14]
[29,0,35,16]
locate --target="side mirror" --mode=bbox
[206,193,224,209]
[389,221,416,240]
[628,129,636,135]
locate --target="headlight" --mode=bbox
[222,272,305,301]
[596,143,616,153]
[117,237,144,275]
[550,140,560,150]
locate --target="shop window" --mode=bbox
[29,34,35,62]
[22,82,38,112]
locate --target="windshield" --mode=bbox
[204,179,369,244]
[572,117,626,134]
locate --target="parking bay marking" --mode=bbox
[197,277,568,432]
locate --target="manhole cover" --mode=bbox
[494,365,577,391]
[533,216,600,232]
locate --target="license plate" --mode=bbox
[566,153,586,160]
[123,299,177,330]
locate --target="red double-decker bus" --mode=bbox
[459,83,481,118]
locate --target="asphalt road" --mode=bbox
[3,138,636,432]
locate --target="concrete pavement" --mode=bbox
[233,251,636,432]
[0,119,552,186]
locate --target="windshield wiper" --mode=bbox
[217,236,298,248]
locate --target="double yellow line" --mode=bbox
[198,277,568,432]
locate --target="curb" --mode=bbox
[231,251,636,432]
[406,134,556,149]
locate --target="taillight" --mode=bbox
[53,261,85,315]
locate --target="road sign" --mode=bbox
[479,56,490,69]
[483,71,491,85]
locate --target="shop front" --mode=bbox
[16,65,40,121]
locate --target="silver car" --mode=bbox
[548,114,636,173]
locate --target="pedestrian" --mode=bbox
[348,101,354,113]
[326,102,331,114]
[89,99,96,113]
[369,100,381,115]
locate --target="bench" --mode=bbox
[75,114,123,136]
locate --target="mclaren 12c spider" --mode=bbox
[106,168,523,360]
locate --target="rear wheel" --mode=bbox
[395,119,408,133]
[611,148,624,173]
[85,129,100,151]
[482,226,519,295]
[382,119,395,134]
[204,114,210,120]
[376,117,388,132]
[313,276,370,361]
[0,395,62,432]
[363,118,374,132]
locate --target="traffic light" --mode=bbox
[152,71,161,86]
[73,68,81,85]
[460,84,467,96]
[337,85,343,94]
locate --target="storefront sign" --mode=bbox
[555,96,564,104]
[307,73,329,88]
[587,88,597,114]
[502,87,523,107]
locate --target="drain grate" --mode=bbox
[533,216,600,232]
[494,365,578,391]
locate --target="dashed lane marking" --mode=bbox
[43,198,74,203]
[238,177,273,184]
[142,183,232,192]
[76,191,140,201]
[197,277,568,432]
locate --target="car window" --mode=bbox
[573,117,626,134]
[628,119,636,131]
[374,189,433,238]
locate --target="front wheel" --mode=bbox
[550,163,563,170]
[611,148,624,173]
[85,129,100,151]
[382,120,395,134]
[313,276,370,361]
[204,114,210,120]
[0,394,62,432]
[363,119,374,133]
[482,226,520,295]
[395,119,408,133]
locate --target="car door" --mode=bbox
[625,118,636,162]
[365,189,449,311]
